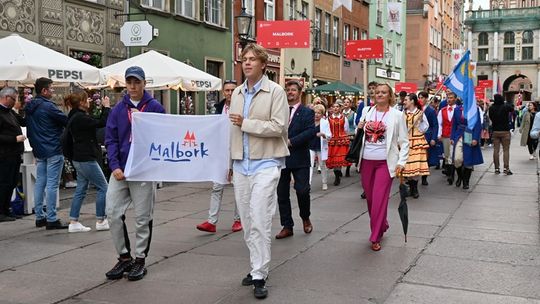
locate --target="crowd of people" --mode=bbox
[2,43,540,300]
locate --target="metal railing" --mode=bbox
[467,7,540,20]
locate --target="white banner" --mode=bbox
[387,2,402,34]
[451,49,464,69]
[124,113,231,184]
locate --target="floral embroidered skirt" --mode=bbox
[403,136,430,177]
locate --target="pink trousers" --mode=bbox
[360,159,393,243]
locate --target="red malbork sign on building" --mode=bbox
[257,20,310,49]
[478,79,493,88]
[395,82,418,94]
[475,86,485,100]
[345,39,384,59]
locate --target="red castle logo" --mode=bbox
[182,131,197,147]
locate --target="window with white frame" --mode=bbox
[141,0,164,10]
[386,39,392,66]
[290,0,297,20]
[353,27,359,40]
[344,24,350,42]
[301,1,308,20]
[205,0,224,26]
[176,0,195,18]
[362,31,368,40]
[395,43,402,67]
[264,0,275,20]
[333,16,339,53]
[245,0,255,37]
[325,13,331,51]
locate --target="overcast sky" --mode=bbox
[473,0,491,9]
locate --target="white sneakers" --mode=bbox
[322,183,328,191]
[68,222,91,233]
[96,219,110,231]
[65,181,77,188]
[68,219,110,233]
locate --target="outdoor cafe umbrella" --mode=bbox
[398,174,409,243]
[0,34,103,85]
[100,50,221,91]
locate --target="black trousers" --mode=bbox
[277,167,311,228]
[0,157,21,215]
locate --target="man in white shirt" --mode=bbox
[437,91,457,185]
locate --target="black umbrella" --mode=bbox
[398,175,409,243]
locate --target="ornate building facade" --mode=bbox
[0,0,127,67]
[464,6,540,102]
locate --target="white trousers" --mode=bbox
[309,150,328,185]
[233,166,280,280]
[208,182,240,224]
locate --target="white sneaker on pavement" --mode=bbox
[530,155,535,160]
[68,222,91,233]
[65,181,77,188]
[322,183,328,191]
[96,219,110,231]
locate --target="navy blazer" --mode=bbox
[286,104,316,169]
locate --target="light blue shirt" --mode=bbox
[233,78,285,176]
[530,112,540,139]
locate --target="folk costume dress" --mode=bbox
[402,109,430,177]
[326,114,351,169]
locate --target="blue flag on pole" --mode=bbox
[443,50,477,130]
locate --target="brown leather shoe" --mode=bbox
[302,219,313,234]
[275,227,294,239]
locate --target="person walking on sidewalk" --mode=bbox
[64,92,111,233]
[437,91,457,185]
[450,103,483,189]
[401,93,430,199]
[276,79,316,240]
[343,97,357,177]
[488,94,514,175]
[0,87,26,222]
[520,102,538,160]
[229,44,289,299]
[25,77,69,230]
[309,104,330,190]
[358,83,409,252]
[326,101,351,186]
[104,66,165,282]
[419,91,439,186]
[197,80,242,233]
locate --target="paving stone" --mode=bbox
[440,225,540,246]
[385,283,540,304]
[425,237,540,266]
[404,255,540,299]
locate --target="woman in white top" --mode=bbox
[358,83,409,252]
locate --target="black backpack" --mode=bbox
[61,113,82,160]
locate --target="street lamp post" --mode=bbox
[235,1,253,48]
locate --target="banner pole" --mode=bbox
[363,59,368,101]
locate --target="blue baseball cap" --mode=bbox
[125,66,145,80]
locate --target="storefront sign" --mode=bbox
[345,39,384,60]
[395,82,418,94]
[375,68,400,81]
[478,79,493,88]
[120,21,153,47]
[257,20,310,49]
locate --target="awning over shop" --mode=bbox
[306,81,361,96]
[100,50,222,91]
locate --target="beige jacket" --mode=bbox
[230,75,290,160]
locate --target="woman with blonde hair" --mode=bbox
[358,83,409,251]
[309,104,330,190]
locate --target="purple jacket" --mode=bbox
[105,91,165,172]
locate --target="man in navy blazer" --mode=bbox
[276,80,316,239]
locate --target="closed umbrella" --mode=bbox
[398,174,409,242]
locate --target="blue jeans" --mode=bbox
[70,161,108,221]
[34,154,64,222]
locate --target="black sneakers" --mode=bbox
[106,258,134,280]
[127,260,147,281]
[45,220,69,230]
[253,279,268,299]
[241,273,253,286]
[0,214,16,222]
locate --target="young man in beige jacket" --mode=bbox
[229,43,289,299]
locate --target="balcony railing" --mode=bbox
[467,7,540,21]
